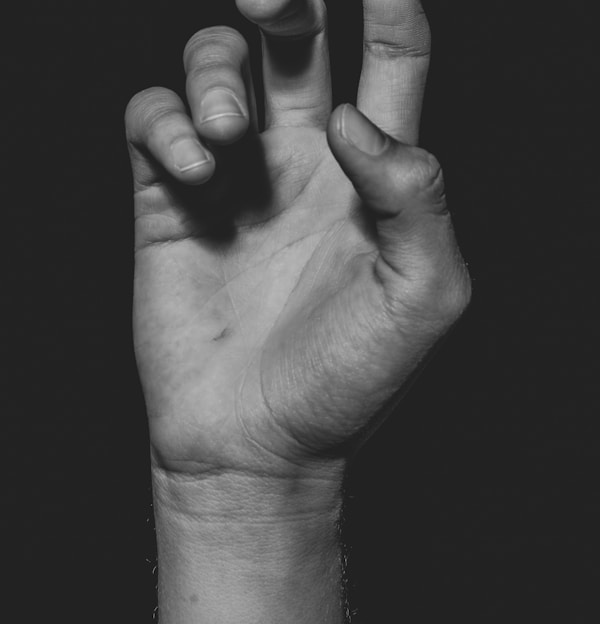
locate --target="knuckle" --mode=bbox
[143,107,176,137]
[186,62,235,85]
[183,26,246,69]
[398,147,445,201]
[364,1,431,57]
[382,242,472,334]
[419,260,472,328]
[390,271,471,338]
[363,39,430,60]
[125,87,177,134]
[437,266,472,324]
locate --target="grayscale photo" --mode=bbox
[6,1,596,622]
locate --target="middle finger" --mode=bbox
[237,0,332,129]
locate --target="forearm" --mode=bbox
[152,464,347,624]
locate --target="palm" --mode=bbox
[134,126,405,472]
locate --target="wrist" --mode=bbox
[151,462,347,624]
[151,455,345,520]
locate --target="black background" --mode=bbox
[6,1,598,622]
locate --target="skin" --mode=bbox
[125,1,471,622]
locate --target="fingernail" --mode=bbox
[199,89,246,124]
[170,137,212,173]
[339,104,388,156]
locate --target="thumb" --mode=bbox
[327,104,458,283]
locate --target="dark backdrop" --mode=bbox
[6,1,597,622]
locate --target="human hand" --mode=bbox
[125,2,470,620]
[126,0,469,484]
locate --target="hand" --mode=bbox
[126,2,470,621]
[126,0,470,482]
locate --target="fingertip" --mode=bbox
[326,104,354,168]
[170,137,216,184]
[328,104,391,158]
[327,105,446,222]
[194,88,250,146]
[326,104,345,147]
[176,160,216,185]
[197,114,250,146]
[327,103,353,139]
[327,104,393,205]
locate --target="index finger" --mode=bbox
[357,0,431,145]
